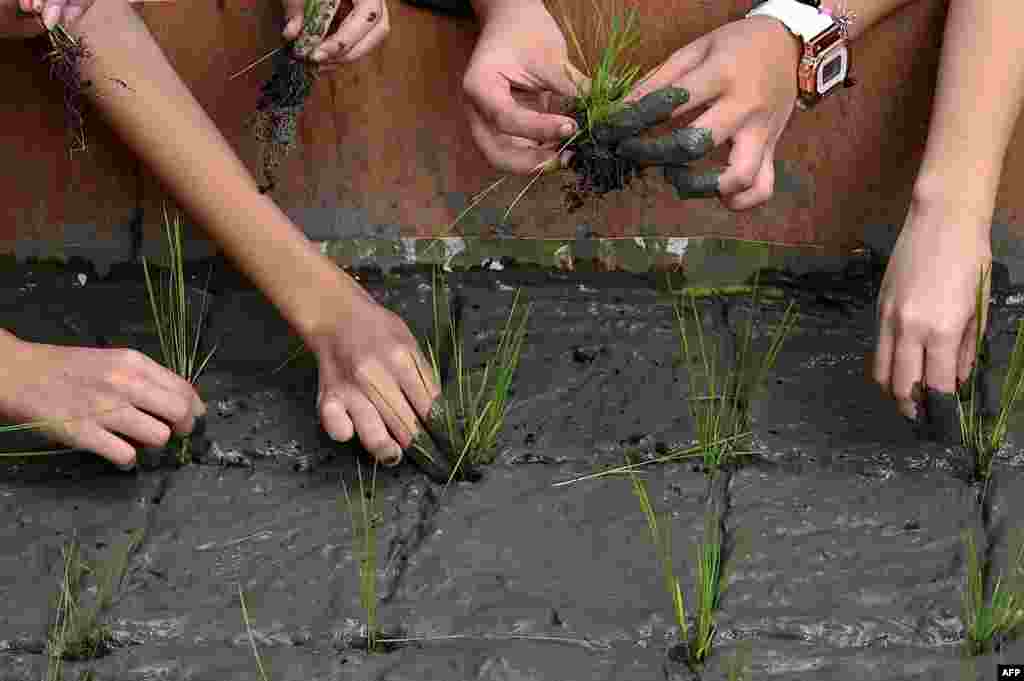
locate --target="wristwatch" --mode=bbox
[746,0,855,109]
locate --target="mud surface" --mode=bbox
[3,258,1024,679]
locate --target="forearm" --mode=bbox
[912,0,1024,225]
[469,0,542,22]
[71,0,359,338]
[832,0,918,42]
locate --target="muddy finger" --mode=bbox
[663,165,722,199]
[592,87,689,147]
[617,126,714,165]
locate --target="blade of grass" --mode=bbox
[341,459,380,652]
[238,584,272,681]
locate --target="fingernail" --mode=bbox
[559,122,576,137]
[33,0,42,12]
[43,5,59,28]
[382,447,402,467]
[195,397,207,417]
[63,6,80,24]
[115,461,136,472]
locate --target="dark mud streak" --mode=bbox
[381,482,441,604]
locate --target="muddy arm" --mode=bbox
[69,0,363,339]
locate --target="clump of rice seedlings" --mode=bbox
[957,265,1024,490]
[237,584,272,681]
[249,0,342,193]
[674,276,797,474]
[341,459,381,652]
[142,207,217,466]
[416,267,530,485]
[46,529,144,680]
[725,641,753,681]
[690,510,725,664]
[961,526,1024,657]
[626,451,688,645]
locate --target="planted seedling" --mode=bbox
[46,529,144,680]
[142,207,218,466]
[341,459,381,652]
[690,509,725,665]
[238,584,272,681]
[412,267,530,485]
[957,265,1024,491]
[248,0,345,193]
[725,641,753,681]
[674,275,798,474]
[626,450,689,645]
[961,526,1024,657]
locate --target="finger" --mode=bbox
[958,316,980,386]
[283,15,303,41]
[628,35,711,102]
[322,5,388,65]
[42,0,64,29]
[662,165,722,200]
[549,59,590,99]
[890,334,925,421]
[66,422,137,467]
[722,139,776,211]
[346,389,403,466]
[716,123,771,198]
[311,1,381,62]
[923,333,960,395]
[467,102,561,174]
[356,364,420,452]
[125,378,197,438]
[320,395,355,442]
[595,87,690,148]
[463,69,579,146]
[137,360,206,426]
[616,123,713,165]
[60,3,82,26]
[104,406,173,450]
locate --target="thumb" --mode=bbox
[467,70,578,144]
[546,60,590,99]
[283,15,303,41]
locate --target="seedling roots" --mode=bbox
[251,48,317,193]
[45,25,91,153]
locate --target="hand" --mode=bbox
[872,196,992,427]
[462,0,588,174]
[1,0,90,37]
[282,0,389,69]
[615,15,802,208]
[0,335,206,467]
[304,277,447,470]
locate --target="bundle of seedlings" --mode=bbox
[142,207,217,466]
[41,19,91,153]
[674,277,798,474]
[960,526,1024,657]
[249,0,347,193]
[46,529,145,681]
[957,265,1024,492]
[404,267,530,485]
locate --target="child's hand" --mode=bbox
[621,15,802,208]
[282,0,389,69]
[462,0,588,174]
[0,335,206,467]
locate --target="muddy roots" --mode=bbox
[562,109,643,211]
[251,47,318,193]
[46,28,91,152]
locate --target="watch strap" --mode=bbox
[746,0,835,42]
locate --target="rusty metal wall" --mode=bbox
[1,0,1021,263]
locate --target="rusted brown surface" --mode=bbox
[0,0,1021,257]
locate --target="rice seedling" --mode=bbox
[725,640,753,681]
[46,529,144,680]
[626,451,688,645]
[0,408,128,459]
[957,265,1024,491]
[341,459,381,652]
[142,206,218,466]
[237,583,272,681]
[961,526,1024,657]
[413,267,530,485]
[690,509,724,664]
[674,275,798,474]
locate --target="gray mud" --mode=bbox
[3,257,1024,680]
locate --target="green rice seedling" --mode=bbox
[142,207,218,465]
[238,584,272,681]
[691,510,724,664]
[957,265,1024,490]
[674,275,798,473]
[341,459,381,652]
[416,267,531,485]
[46,529,144,680]
[961,526,1024,656]
[625,451,688,646]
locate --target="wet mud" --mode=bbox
[2,257,1024,679]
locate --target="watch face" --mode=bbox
[817,44,848,94]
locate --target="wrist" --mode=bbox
[470,0,543,23]
[911,169,999,237]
